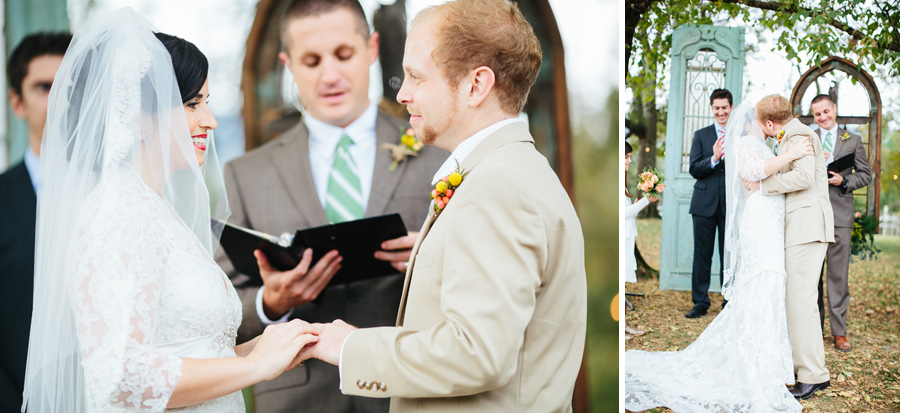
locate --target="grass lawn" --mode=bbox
[626,218,900,412]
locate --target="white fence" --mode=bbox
[880,207,900,236]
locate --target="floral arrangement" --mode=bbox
[431,161,468,214]
[841,131,850,142]
[850,211,880,262]
[382,128,424,171]
[638,167,665,197]
[776,129,786,143]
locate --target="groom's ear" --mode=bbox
[465,66,496,108]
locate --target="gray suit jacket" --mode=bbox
[816,127,872,228]
[215,110,447,412]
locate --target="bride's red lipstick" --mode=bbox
[192,134,207,151]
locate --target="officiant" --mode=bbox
[214,0,445,411]
[810,94,871,353]
[0,32,70,412]
[685,88,732,318]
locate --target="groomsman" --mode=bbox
[214,0,445,411]
[686,88,732,318]
[811,94,871,352]
[0,32,71,412]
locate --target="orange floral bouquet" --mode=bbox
[431,161,468,214]
[638,167,665,197]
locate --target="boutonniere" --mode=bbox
[841,132,850,142]
[776,130,785,143]
[382,128,424,171]
[431,160,469,215]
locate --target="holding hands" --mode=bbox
[244,319,320,381]
[297,319,358,367]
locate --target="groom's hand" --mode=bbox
[257,248,343,320]
[297,319,358,366]
[375,232,418,272]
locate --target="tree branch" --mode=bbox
[720,0,900,53]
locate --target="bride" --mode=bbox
[23,9,317,412]
[624,102,814,412]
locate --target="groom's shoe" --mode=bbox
[789,381,830,400]
[685,304,708,318]
[833,335,852,352]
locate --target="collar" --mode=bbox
[432,118,524,185]
[23,146,41,196]
[821,124,839,138]
[305,102,377,152]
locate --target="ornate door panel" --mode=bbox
[659,25,744,291]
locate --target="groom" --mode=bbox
[297,0,587,411]
[749,94,834,400]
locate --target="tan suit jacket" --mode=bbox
[339,122,587,412]
[215,110,447,412]
[760,118,835,247]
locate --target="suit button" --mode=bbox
[357,379,367,389]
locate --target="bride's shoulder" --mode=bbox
[74,176,165,240]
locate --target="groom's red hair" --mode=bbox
[415,0,542,114]
[755,94,793,124]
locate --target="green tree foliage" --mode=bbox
[626,0,900,95]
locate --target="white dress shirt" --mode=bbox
[256,103,379,325]
[820,124,839,164]
[23,147,41,196]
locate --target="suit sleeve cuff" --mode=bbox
[338,330,355,393]
[256,286,293,325]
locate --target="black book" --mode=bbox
[217,213,408,285]
[828,152,855,173]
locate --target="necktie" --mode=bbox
[719,128,726,159]
[823,131,834,153]
[325,134,364,223]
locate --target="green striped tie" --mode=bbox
[823,131,833,153]
[325,134,364,223]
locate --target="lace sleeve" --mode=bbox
[738,138,767,182]
[71,203,182,410]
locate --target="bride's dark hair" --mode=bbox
[154,32,208,103]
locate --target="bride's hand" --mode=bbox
[787,138,813,160]
[245,319,319,381]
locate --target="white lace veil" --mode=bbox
[22,8,229,411]
[721,102,764,301]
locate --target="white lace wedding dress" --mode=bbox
[624,136,802,412]
[71,170,245,412]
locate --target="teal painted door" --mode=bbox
[659,25,744,291]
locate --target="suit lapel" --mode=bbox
[0,163,37,246]
[272,122,329,227]
[396,207,438,325]
[366,112,405,217]
[832,127,848,158]
[395,121,534,325]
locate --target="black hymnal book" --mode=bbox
[828,152,855,173]
[217,213,408,285]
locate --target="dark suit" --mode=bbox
[816,127,871,336]
[215,110,446,412]
[688,124,726,308]
[0,161,37,412]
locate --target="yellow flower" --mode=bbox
[435,181,448,193]
[401,134,416,148]
[449,172,462,186]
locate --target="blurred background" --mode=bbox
[0,0,619,410]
